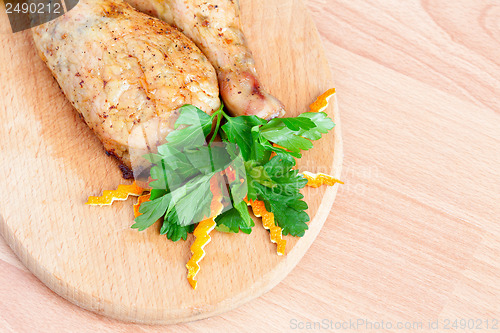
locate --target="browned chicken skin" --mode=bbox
[125,0,285,119]
[32,0,221,176]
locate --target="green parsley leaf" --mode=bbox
[252,154,310,237]
[250,126,272,163]
[224,144,248,204]
[245,161,275,188]
[215,201,253,234]
[131,194,171,231]
[220,115,266,160]
[150,189,167,200]
[174,104,213,136]
[234,200,253,228]
[160,210,195,241]
[272,117,316,132]
[184,144,233,175]
[257,135,301,158]
[166,173,213,226]
[164,105,212,149]
[254,182,309,237]
[259,122,313,154]
[297,112,335,140]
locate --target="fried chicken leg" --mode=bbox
[32,0,220,176]
[125,0,285,119]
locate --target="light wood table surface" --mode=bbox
[1,0,499,332]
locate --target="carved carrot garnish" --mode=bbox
[86,182,144,206]
[186,217,217,289]
[186,175,224,289]
[245,198,286,256]
[133,194,151,218]
[309,88,336,113]
[301,171,343,188]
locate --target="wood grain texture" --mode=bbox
[0,0,342,326]
[1,0,500,331]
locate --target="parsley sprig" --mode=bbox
[132,103,335,240]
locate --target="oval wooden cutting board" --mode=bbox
[0,0,342,324]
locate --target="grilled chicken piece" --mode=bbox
[125,0,285,119]
[32,0,220,177]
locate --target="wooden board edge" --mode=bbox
[0,91,342,324]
